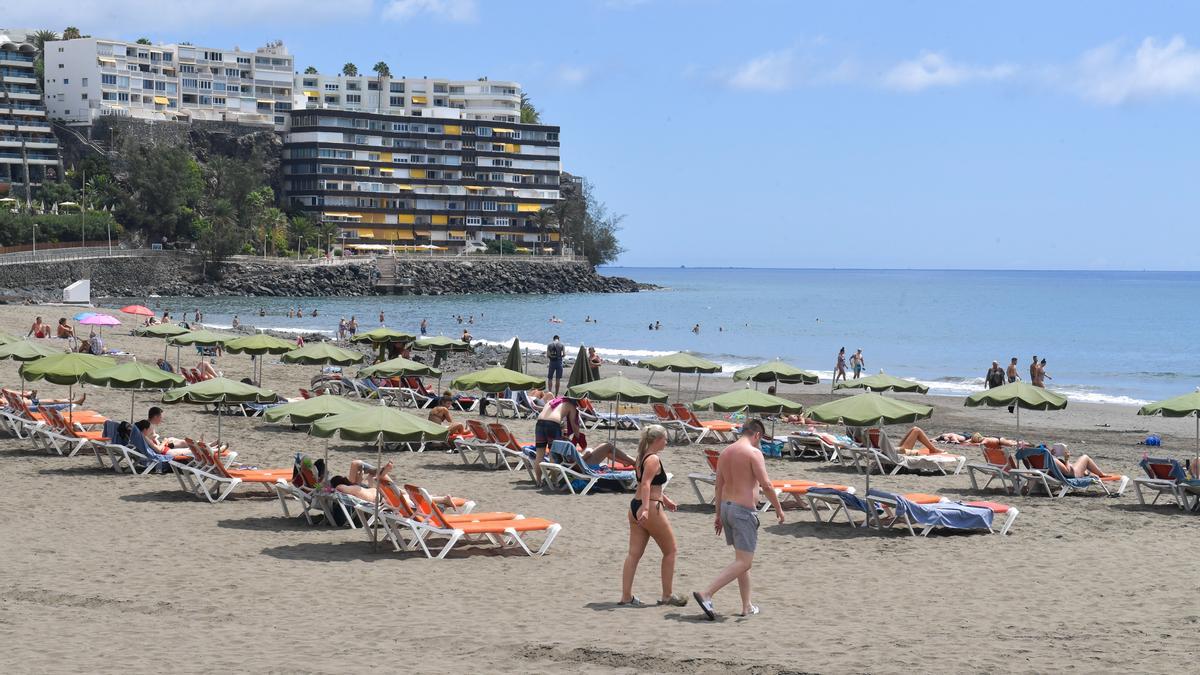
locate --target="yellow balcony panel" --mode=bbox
[395,230,415,240]
[517,203,542,213]
[504,144,521,153]
[409,169,426,179]
[361,213,385,224]
[303,90,319,97]
[443,125,461,135]
[431,215,448,225]
[357,229,375,238]
[153,96,169,105]
[397,184,413,190]
[381,152,393,162]
[465,185,484,191]
[411,96,427,104]
[379,167,394,173]
[549,233,561,241]
[415,230,431,237]
[449,230,467,238]
[397,214,416,224]
[492,127,514,133]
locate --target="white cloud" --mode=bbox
[726,49,797,91]
[1072,36,1200,104]
[555,65,591,86]
[882,51,1015,91]
[381,0,477,22]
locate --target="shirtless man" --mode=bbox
[27,316,47,338]
[694,419,784,620]
[332,460,458,507]
[533,395,582,484]
[1029,355,1039,384]
[1006,357,1021,412]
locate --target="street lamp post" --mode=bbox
[80,166,86,250]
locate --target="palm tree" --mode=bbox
[520,93,541,124]
[30,29,59,87]
[341,62,358,77]
[304,65,318,74]
[534,205,558,255]
[372,61,391,78]
[62,26,82,40]
[135,37,151,45]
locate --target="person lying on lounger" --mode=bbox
[967,433,1020,448]
[330,460,459,507]
[134,419,191,460]
[569,433,638,468]
[1050,444,1113,479]
[896,426,952,455]
[196,359,219,380]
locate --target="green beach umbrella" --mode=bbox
[166,330,235,347]
[451,366,544,393]
[640,351,722,402]
[567,373,669,404]
[224,334,296,386]
[834,372,929,394]
[82,360,186,423]
[0,340,66,398]
[1138,392,1200,464]
[414,335,472,367]
[694,387,805,414]
[264,395,369,425]
[162,377,277,444]
[309,406,448,550]
[359,356,441,379]
[964,381,1067,435]
[20,353,117,424]
[135,324,190,338]
[282,342,366,366]
[807,392,934,490]
[504,338,524,373]
[733,359,820,387]
[567,372,669,443]
[0,331,19,345]
[567,344,596,389]
[352,327,416,363]
[806,392,933,428]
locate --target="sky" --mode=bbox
[7,0,1200,270]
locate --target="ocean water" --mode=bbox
[123,268,1200,405]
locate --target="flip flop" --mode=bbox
[693,592,715,621]
[739,604,760,617]
[617,596,647,607]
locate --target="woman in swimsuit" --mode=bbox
[834,347,847,385]
[1051,446,1110,479]
[619,425,687,608]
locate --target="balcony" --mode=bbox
[1,74,37,85]
[0,53,35,65]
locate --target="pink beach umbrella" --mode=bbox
[79,313,121,337]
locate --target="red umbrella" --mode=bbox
[120,305,155,317]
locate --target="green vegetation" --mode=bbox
[373,61,391,78]
[520,93,541,124]
[342,62,358,76]
[485,239,517,255]
[135,37,151,45]
[304,65,318,74]
[0,211,120,247]
[552,178,624,266]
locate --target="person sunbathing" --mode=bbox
[9,389,84,407]
[567,434,638,468]
[896,426,951,455]
[56,318,74,339]
[967,432,1020,448]
[134,419,191,460]
[1051,445,1113,479]
[331,460,457,507]
[936,432,972,444]
[27,316,48,338]
[196,359,220,380]
[427,394,466,438]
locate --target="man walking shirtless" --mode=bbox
[694,419,784,619]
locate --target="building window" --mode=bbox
[63,78,69,84]
[491,159,512,167]
[101,74,117,85]
[346,94,361,103]
[81,77,89,86]
[389,82,404,93]
[324,83,339,91]
[181,64,195,73]
[143,79,153,89]
[59,63,64,69]
[466,216,482,225]
[81,93,88,100]
[494,217,510,226]
[214,96,226,105]
[346,82,360,91]
[482,201,497,211]
[389,96,404,107]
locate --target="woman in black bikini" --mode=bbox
[619,425,687,607]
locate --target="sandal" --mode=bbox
[656,593,688,607]
[618,596,647,607]
[739,604,760,617]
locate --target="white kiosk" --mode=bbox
[63,279,91,305]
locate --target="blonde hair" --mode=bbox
[637,424,668,465]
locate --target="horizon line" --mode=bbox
[601,265,1198,274]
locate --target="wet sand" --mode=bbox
[1,302,1197,674]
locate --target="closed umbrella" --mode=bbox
[309,406,448,549]
[640,352,722,402]
[225,334,296,386]
[834,372,929,394]
[964,381,1067,436]
[162,377,276,445]
[264,395,369,425]
[807,392,934,491]
[567,345,596,389]
[733,359,820,390]
[1139,393,1200,466]
[505,337,523,373]
[82,360,185,423]
[19,352,117,424]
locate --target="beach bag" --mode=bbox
[760,439,784,458]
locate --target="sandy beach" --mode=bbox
[1,302,1197,674]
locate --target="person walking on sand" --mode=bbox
[546,335,566,395]
[833,347,848,385]
[850,349,865,379]
[693,419,784,620]
[619,425,687,608]
[1035,358,1051,387]
[1006,357,1020,412]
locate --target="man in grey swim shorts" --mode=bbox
[693,419,784,620]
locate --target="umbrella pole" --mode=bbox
[693,373,701,403]
[130,390,135,424]
[68,384,74,425]
[217,404,223,446]
[676,372,681,402]
[1194,414,1198,466]
[1016,405,1021,438]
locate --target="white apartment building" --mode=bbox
[294,73,520,122]
[0,28,60,194]
[44,38,294,129]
